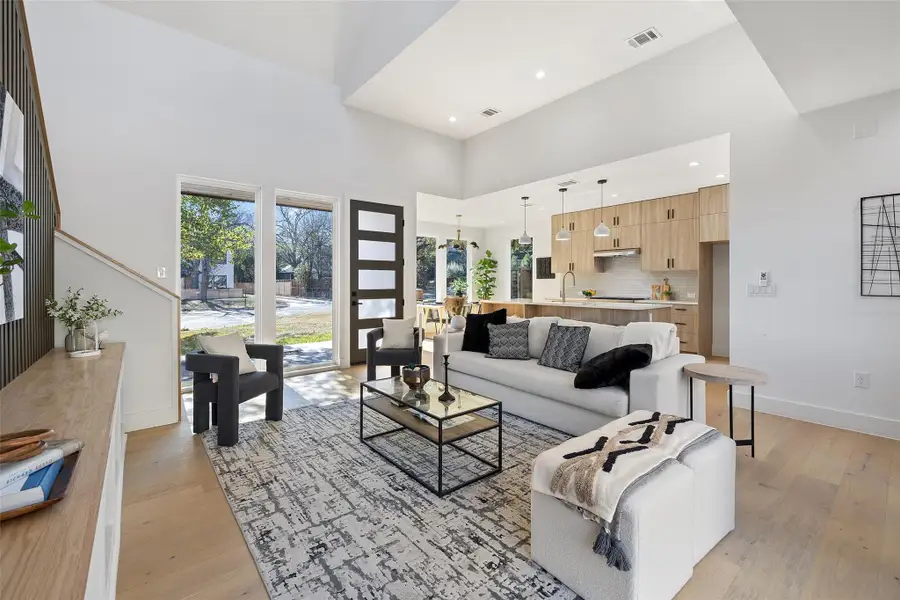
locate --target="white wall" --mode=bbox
[416,220,485,300]
[27,1,463,429]
[464,24,900,439]
[712,243,730,357]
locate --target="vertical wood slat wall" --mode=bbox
[1,1,56,388]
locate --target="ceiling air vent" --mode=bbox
[556,179,579,187]
[627,27,661,49]
[480,107,501,117]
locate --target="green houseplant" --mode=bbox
[46,288,122,356]
[450,277,467,297]
[473,250,498,301]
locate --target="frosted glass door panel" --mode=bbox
[359,240,395,262]
[358,210,396,233]
[359,298,396,320]
[359,269,395,290]
[359,328,376,350]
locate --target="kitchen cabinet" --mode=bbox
[553,210,594,233]
[641,219,698,271]
[551,233,567,273]
[670,305,699,353]
[699,184,729,242]
[593,209,642,251]
[550,226,603,273]
[613,202,642,227]
[642,193,698,224]
[617,225,642,249]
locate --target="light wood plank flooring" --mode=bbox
[117,361,900,600]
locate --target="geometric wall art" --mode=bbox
[0,80,27,324]
[861,193,900,297]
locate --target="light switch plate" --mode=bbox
[157,267,167,278]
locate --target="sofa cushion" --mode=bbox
[526,317,560,359]
[538,323,591,372]
[487,320,530,360]
[461,309,507,353]
[559,319,624,362]
[574,343,653,391]
[620,322,678,363]
[449,351,628,418]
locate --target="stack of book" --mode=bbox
[0,439,83,513]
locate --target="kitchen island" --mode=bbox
[480,299,672,327]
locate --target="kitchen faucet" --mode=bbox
[561,270,575,304]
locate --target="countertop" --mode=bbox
[481,299,673,311]
[635,300,699,306]
[0,344,125,600]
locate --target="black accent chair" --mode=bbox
[186,344,284,446]
[366,327,422,381]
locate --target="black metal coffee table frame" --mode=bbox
[359,380,502,497]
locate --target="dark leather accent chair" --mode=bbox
[366,327,422,381]
[186,344,284,446]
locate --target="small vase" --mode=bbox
[65,323,100,356]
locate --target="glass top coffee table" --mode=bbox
[359,376,502,497]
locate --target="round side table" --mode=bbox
[683,363,767,458]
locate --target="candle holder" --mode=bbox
[438,354,455,404]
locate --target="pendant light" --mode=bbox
[593,179,611,237]
[518,197,533,245]
[555,187,571,241]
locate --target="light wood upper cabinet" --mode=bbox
[699,184,729,215]
[642,194,698,224]
[699,184,729,242]
[572,230,599,272]
[617,225,641,249]
[594,226,615,251]
[572,209,595,232]
[670,218,699,270]
[641,222,670,271]
[643,197,672,224]
[614,202,642,227]
[669,193,698,221]
[551,233,567,273]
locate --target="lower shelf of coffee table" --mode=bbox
[362,395,498,444]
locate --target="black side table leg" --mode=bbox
[728,384,734,439]
[689,376,694,420]
[438,424,444,497]
[751,385,756,458]
[359,386,364,440]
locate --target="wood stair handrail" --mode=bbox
[55,230,179,300]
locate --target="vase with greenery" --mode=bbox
[474,250,498,301]
[46,288,123,355]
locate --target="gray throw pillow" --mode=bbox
[538,323,591,373]
[487,320,530,360]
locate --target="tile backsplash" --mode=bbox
[560,256,697,300]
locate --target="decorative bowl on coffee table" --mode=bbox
[402,364,431,390]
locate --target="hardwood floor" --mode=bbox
[116,360,900,600]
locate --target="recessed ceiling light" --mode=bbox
[715,173,727,179]
[611,194,619,198]
[535,69,546,80]
[689,161,701,167]
[448,116,457,123]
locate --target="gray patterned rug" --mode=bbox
[201,399,580,600]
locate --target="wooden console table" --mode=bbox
[0,344,126,599]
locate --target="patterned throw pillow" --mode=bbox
[486,320,530,360]
[538,323,591,373]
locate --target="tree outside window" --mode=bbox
[416,236,436,301]
[446,239,468,298]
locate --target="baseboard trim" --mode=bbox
[124,406,178,432]
[731,390,900,440]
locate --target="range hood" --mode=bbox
[593,248,641,258]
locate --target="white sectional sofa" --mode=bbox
[432,317,706,436]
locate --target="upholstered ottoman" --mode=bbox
[531,462,695,600]
[531,433,736,600]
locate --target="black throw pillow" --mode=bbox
[574,344,653,391]
[461,309,507,353]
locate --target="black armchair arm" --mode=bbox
[185,352,240,387]
[245,344,284,378]
[366,327,422,363]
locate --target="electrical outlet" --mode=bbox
[686,292,697,300]
[853,372,870,389]
[157,267,167,278]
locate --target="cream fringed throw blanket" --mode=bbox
[532,411,717,571]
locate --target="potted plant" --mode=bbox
[45,288,122,357]
[473,250,498,301]
[450,277,467,298]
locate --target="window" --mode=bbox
[446,239,468,297]
[180,194,255,386]
[416,236,437,302]
[275,201,334,374]
[510,239,533,300]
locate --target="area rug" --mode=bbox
[201,399,580,600]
